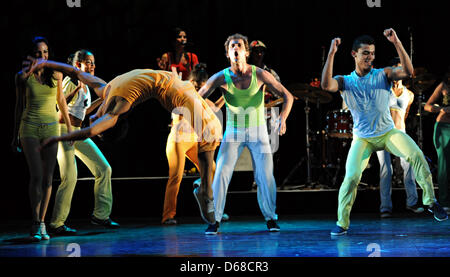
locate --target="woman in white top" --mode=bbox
[49,50,119,235]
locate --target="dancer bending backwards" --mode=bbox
[28,57,222,226]
[198,33,294,235]
[321,28,448,236]
[162,63,225,225]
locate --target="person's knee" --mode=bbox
[59,170,77,187]
[29,171,44,186]
[102,165,112,178]
[344,172,361,186]
[41,170,56,187]
[405,151,425,165]
[380,166,392,178]
[167,174,183,186]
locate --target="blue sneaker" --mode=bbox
[330,226,347,236]
[427,202,448,221]
[205,222,219,235]
[267,220,280,232]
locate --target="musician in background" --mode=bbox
[249,40,283,107]
[376,57,423,218]
[157,27,199,80]
[249,40,284,188]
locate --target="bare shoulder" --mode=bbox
[256,66,276,82]
[211,70,226,84]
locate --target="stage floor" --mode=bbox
[1,213,449,258]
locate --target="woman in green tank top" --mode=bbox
[12,36,72,242]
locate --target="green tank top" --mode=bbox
[21,74,58,123]
[223,65,265,128]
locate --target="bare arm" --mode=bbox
[54,72,72,134]
[259,68,294,135]
[383,28,414,81]
[64,80,83,103]
[86,98,103,115]
[26,57,107,98]
[321,38,343,92]
[12,73,25,150]
[41,96,130,150]
[404,90,415,119]
[156,53,169,70]
[198,71,226,98]
[424,82,450,113]
[41,113,119,151]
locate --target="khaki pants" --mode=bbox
[50,125,112,228]
[337,128,436,229]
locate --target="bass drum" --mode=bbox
[325,109,353,139]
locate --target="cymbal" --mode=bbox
[408,67,436,89]
[288,83,332,104]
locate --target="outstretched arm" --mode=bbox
[383,28,414,81]
[41,113,119,150]
[41,96,131,150]
[321,38,343,92]
[25,57,107,98]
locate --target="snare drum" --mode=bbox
[325,109,353,139]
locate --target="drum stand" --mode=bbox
[281,98,325,190]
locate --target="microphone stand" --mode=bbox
[409,27,423,149]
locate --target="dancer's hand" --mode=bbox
[441,106,450,114]
[39,136,58,151]
[329,38,341,55]
[276,116,287,136]
[23,56,47,76]
[383,28,400,44]
[156,55,168,70]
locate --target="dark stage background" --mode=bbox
[1,0,448,219]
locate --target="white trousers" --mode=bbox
[213,125,278,222]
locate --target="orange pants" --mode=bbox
[162,117,216,223]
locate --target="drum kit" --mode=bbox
[280,81,352,189]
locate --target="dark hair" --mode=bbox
[171,27,186,41]
[28,36,55,87]
[168,27,193,72]
[224,33,250,58]
[71,49,94,66]
[189,63,209,84]
[352,35,375,51]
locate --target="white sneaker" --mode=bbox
[40,222,50,240]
